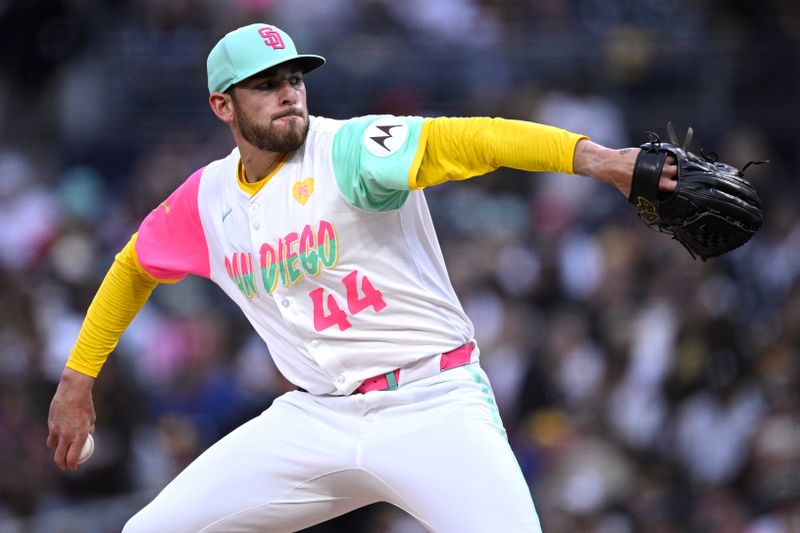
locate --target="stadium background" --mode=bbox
[1,1,798,531]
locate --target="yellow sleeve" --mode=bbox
[65,234,159,377]
[412,117,588,189]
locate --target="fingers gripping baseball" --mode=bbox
[47,368,96,472]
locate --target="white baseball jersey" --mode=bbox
[135,115,474,395]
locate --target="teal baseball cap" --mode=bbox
[207,23,325,94]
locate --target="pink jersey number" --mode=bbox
[309,288,352,332]
[342,270,387,315]
[310,270,387,332]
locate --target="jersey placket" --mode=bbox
[245,171,352,393]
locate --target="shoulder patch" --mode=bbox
[363,117,409,158]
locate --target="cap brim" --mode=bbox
[233,54,326,90]
[293,55,326,74]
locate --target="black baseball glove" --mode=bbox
[628,123,765,260]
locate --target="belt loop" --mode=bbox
[385,370,399,390]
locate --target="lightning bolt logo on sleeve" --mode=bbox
[364,117,409,157]
[369,125,401,152]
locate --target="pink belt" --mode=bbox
[353,341,476,394]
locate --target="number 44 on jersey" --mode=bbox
[309,270,387,332]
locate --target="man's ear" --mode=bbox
[209,92,235,124]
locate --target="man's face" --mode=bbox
[229,63,309,153]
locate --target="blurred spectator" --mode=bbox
[0,151,61,272]
[671,349,766,486]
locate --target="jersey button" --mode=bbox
[253,222,260,230]
[310,340,321,348]
[337,375,346,384]
[281,298,290,307]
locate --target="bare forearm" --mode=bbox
[573,139,677,197]
[573,139,639,196]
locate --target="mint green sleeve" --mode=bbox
[331,115,426,212]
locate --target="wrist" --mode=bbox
[60,366,96,390]
[573,140,637,196]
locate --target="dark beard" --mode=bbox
[234,103,309,153]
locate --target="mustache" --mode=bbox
[272,109,305,120]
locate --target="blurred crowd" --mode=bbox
[1,0,799,532]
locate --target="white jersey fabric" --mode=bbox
[135,115,474,394]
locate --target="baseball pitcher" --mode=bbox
[47,23,691,532]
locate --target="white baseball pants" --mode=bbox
[122,364,541,532]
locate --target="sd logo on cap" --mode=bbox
[207,24,326,94]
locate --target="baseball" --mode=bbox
[77,434,94,464]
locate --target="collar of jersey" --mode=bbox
[237,152,290,196]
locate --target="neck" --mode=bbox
[238,144,286,183]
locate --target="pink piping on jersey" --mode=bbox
[135,167,211,281]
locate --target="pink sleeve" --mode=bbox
[135,167,211,281]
